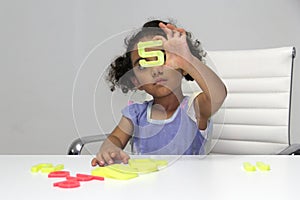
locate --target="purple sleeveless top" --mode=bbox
[122,96,210,155]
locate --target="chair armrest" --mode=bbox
[67,134,109,155]
[278,144,300,155]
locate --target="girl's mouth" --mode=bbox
[154,78,167,85]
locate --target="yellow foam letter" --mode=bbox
[137,40,164,67]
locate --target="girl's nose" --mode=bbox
[151,65,164,77]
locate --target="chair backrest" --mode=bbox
[182,46,295,154]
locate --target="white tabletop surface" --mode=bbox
[1,155,299,200]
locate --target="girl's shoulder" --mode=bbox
[127,99,152,109]
[122,100,152,116]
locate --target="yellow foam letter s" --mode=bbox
[137,40,164,67]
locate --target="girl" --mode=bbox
[91,19,227,166]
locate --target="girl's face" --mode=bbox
[130,36,183,98]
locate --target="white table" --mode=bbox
[1,155,299,200]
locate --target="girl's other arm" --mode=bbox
[91,116,133,166]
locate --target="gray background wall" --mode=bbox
[0,0,299,154]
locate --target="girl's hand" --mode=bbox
[91,139,130,167]
[153,22,194,71]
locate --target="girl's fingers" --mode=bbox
[119,150,130,164]
[91,158,98,166]
[158,22,173,39]
[178,28,185,32]
[152,35,167,50]
[177,28,187,41]
[159,22,186,39]
[92,154,105,166]
[173,30,181,38]
[91,150,130,167]
[166,23,176,30]
[158,22,167,29]
[166,24,185,33]
[102,152,114,165]
[110,152,116,158]
[172,27,186,39]
[152,35,167,43]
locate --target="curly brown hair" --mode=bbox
[107,19,206,93]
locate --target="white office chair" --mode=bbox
[68,46,298,155]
